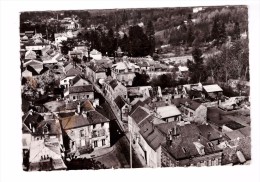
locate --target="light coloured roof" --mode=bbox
[156,105,181,119]
[178,66,189,72]
[203,84,223,93]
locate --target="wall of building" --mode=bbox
[60,76,75,89]
[65,122,110,154]
[69,91,94,101]
[161,146,222,167]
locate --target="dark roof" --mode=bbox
[66,67,81,77]
[171,98,189,107]
[35,119,62,136]
[60,111,109,130]
[130,106,150,125]
[129,100,145,115]
[156,122,179,136]
[89,64,106,73]
[109,79,118,89]
[161,124,222,160]
[23,111,44,130]
[114,96,127,109]
[69,85,94,94]
[179,98,202,111]
[58,112,75,118]
[139,122,165,151]
[69,75,89,86]
[22,97,30,113]
[197,124,222,141]
[224,121,245,130]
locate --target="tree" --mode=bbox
[188,47,208,83]
[132,72,150,86]
[211,17,219,42]
[218,21,227,45]
[72,56,81,67]
[232,22,240,41]
[146,21,155,56]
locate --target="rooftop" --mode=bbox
[156,105,181,119]
[69,85,94,94]
[60,111,109,130]
[130,106,150,125]
[203,84,223,93]
[179,98,202,111]
[114,96,127,109]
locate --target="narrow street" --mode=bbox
[93,86,144,169]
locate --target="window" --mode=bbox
[93,124,96,129]
[73,96,76,100]
[80,129,84,137]
[94,141,98,148]
[92,130,97,138]
[101,123,104,127]
[190,112,193,117]
[64,80,67,83]
[102,139,106,146]
[87,95,89,98]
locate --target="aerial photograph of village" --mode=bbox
[20,5,250,171]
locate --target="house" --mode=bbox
[103,79,128,101]
[69,75,90,87]
[128,106,154,144]
[127,86,152,101]
[23,110,63,143]
[89,49,102,60]
[161,123,223,167]
[68,50,83,60]
[67,85,94,101]
[111,57,140,86]
[155,105,181,122]
[23,59,44,75]
[179,98,207,124]
[86,63,107,83]
[60,67,82,89]
[28,138,66,171]
[202,84,223,101]
[137,122,165,167]
[114,95,130,122]
[177,66,189,80]
[60,103,110,156]
[24,50,37,60]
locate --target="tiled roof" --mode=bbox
[129,100,145,115]
[60,111,109,130]
[197,124,222,141]
[69,85,94,93]
[139,122,165,151]
[179,98,202,111]
[162,124,222,160]
[23,111,44,130]
[130,106,150,125]
[35,119,62,136]
[66,67,81,77]
[114,96,127,109]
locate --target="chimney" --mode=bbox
[207,132,212,140]
[29,123,32,129]
[173,125,177,135]
[32,126,35,133]
[77,102,81,114]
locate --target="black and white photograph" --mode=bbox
[1,0,260,182]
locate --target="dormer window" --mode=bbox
[43,125,48,134]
